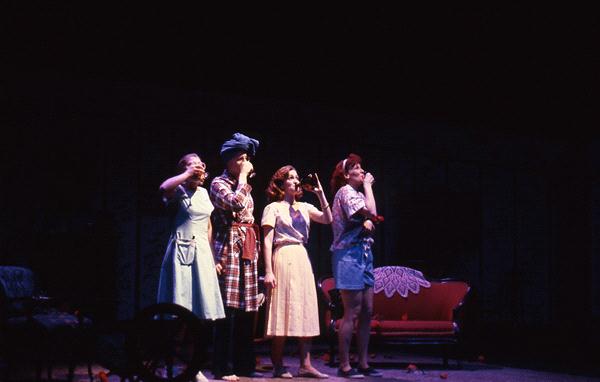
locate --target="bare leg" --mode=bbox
[299,337,328,378]
[356,287,373,369]
[299,337,312,369]
[339,289,363,371]
[271,336,286,369]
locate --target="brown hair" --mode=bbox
[265,165,303,202]
[177,153,208,185]
[177,153,200,172]
[330,153,362,196]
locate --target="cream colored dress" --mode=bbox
[261,201,320,337]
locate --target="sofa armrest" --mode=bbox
[451,284,471,335]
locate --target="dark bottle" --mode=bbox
[301,173,318,191]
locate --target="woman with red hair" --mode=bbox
[261,165,332,379]
[330,154,383,378]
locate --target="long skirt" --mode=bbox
[264,244,320,337]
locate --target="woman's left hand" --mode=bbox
[264,272,277,289]
[363,219,375,233]
[310,173,324,194]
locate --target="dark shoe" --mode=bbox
[357,367,382,377]
[337,368,364,379]
[240,371,264,378]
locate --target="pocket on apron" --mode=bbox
[175,237,196,265]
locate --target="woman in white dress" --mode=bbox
[157,153,225,382]
[262,165,332,379]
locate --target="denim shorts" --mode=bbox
[331,244,374,290]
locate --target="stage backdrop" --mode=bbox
[2,80,596,343]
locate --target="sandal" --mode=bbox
[195,371,209,382]
[298,367,329,379]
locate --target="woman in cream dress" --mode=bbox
[262,165,332,379]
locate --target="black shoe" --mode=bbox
[239,371,264,378]
[337,368,364,379]
[357,367,382,377]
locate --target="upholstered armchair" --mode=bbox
[0,265,94,382]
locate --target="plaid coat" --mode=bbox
[210,171,260,312]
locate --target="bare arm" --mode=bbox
[262,226,276,288]
[208,218,223,275]
[308,173,333,224]
[354,173,378,232]
[159,163,202,199]
[362,172,377,216]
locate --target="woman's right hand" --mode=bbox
[264,272,277,289]
[240,160,254,177]
[186,162,204,179]
[363,172,375,186]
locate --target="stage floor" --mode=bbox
[4,346,600,382]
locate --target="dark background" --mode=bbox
[2,4,599,372]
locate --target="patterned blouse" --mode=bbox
[330,184,374,251]
[209,170,260,312]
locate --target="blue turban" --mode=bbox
[220,132,260,163]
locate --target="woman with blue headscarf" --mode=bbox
[209,133,263,381]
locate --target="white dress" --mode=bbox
[157,186,225,320]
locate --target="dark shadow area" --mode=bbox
[2,5,599,381]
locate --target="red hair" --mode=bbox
[330,153,362,196]
[265,165,303,202]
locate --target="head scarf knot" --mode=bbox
[220,132,260,163]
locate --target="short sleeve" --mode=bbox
[341,187,365,218]
[200,187,214,213]
[304,202,320,220]
[162,185,185,206]
[261,203,278,228]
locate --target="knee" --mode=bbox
[360,306,373,320]
[344,307,361,322]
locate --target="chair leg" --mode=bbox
[442,345,449,368]
[328,324,336,367]
[68,361,76,382]
[88,361,94,382]
[35,361,42,382]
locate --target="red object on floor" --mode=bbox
[440,372,448,379]
[98,371,109,382]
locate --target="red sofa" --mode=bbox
[318,266,470,366]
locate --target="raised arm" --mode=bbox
[159,162,201,199]
[360,172,377,216]
[210,177,253,212]
[307,173,333,224]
